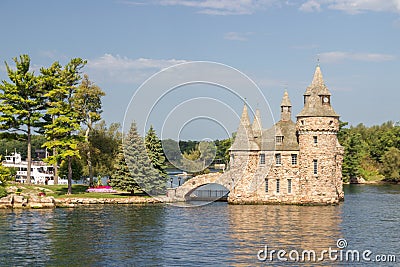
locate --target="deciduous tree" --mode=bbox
[73,74,105,185]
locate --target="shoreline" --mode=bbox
[0,194,170,209]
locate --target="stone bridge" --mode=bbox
[167,172,232,202]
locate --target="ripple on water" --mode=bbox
[0,184,399,266]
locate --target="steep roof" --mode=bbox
[280,91,292,107]
[297,65,339,118]
[261,120,299,151]
[230,105,260,151]
[252,109,262,137]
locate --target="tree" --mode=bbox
[342,132,364,182]
[59,157,83,181]
[145,126,167,179]
[0,55,46,183]
[181,141,215,175]
[0,158,12,185]
[123,122,165,195]
[39,61,63,184]
[110,145,140,194]
[381,147,400,181]
[73,74,105,185]
[42,58,86,194]
[79,121,121,180]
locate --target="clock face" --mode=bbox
[323,96,329,103]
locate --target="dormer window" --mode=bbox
[276,136,284,144]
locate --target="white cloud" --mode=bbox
[86,54,188,84]
[138,0,281,15]
[224,31,253,41]
[300,0,400,14]
[319,51,396,62]
[299,0,322,12]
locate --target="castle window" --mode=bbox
[276,136,283,144]
[313,136,318,144]
[265,179,269,193]
[313,159,318,175]
[260,153,265,165]
[301,120,305,126]
[291,154,297,165]
[287,179,292,194]
[275,153,281,165]
[276,179,280,193]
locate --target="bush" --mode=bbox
[0,186,8,198]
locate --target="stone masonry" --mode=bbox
[227,65,344,205]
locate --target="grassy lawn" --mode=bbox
[7,183,149,199]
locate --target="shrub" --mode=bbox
[0,186,8,198]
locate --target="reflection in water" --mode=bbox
[0,185,399,266]
[227,205,342,266]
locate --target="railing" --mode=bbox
[188,190,229,201]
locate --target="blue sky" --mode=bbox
[1,0,399,139]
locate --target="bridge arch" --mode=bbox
[168,172,232,201]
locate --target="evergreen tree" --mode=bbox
[0,55,46,183]
[110,145,140,194]
[124,122,165,195]
[42,58,86,194]
[145,126,168,179]
[381,147,400,181]
[342,132,364,182]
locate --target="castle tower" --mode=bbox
[296,65,344,204]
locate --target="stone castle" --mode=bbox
[227,65,344,205]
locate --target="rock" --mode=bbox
[350,177,366,184]
[0,196,13,209]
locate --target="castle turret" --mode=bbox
[280,91,292,122]
[230,104,259,151]
[296,65,343,204]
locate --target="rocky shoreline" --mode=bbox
[0,194,167,209]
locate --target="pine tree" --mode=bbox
[110,145,140,194]
[42,58,86,194]
[124,122,165,195]
[145,126,168,179]
[0,55,46,184]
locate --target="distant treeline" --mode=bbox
[338,121,400,182]
[1,121,399,182]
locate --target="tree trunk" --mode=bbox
[67,155,72,194]
[53,148,58,185]
[26,125,31,184]
[85,126,93,185]
[52,116,58,185]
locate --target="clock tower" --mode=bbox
[296,65,344,203]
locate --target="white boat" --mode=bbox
[2,152,67,185]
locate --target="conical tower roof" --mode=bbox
[230,105,260,151]
[281,91,292,107]
[297,65,339,118]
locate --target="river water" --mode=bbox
[0,185,399,266]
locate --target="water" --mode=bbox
[0,185,399,266]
